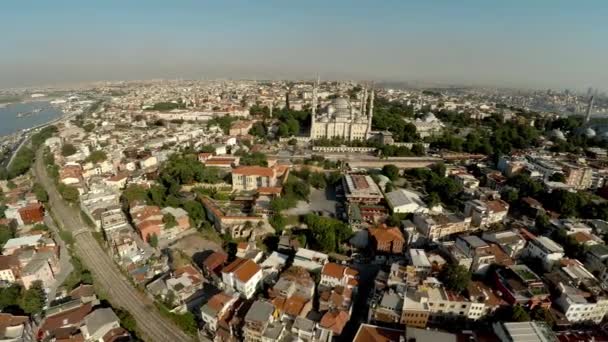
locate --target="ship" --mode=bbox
[16,108,43,118]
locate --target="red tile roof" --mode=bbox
[232,166,274,178]
[319,310,349,336]
[222,258,261,283]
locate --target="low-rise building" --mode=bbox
[243,300,275,342]
[221,258,263,299]
[523,236,565,270]
[464,199,509,228]
[342,174,383,204]
[413,213,471,241]
[368,224,405,255]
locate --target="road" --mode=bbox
[44,215,74,303]
[33,148,192,342]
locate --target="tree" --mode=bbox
[163,213,177,229]
[116,308,137,333]
[269,215,286,232]
[509,305,531,322]
[426,192,441,208]
[147,185,167,206]
[506,174,543,198]
[0,225,15,247]
[549,172,566,183]
[83,123,96,132]
[122,184,148,204]
[386,214,402,227]
[439,263,471,294]
[501,188,519,204]
[183,200,205,226]
[7,147,35,179]
[545,189,582,218]
[58,184,79,203]
[309,172,326,189]
[85,150,107,164]
[32,183,48,202]
[382,164,400,181]
[411,143,426,156]
[304,214,351,253]
[20,281,45,315]
[0,284,22,309]
[61,143,77,157]
[239,152,268,167]
[249,122,267,137]
[148,234,159,248]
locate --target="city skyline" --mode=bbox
[1,1,608,91]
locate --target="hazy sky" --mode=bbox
[2,0,607,90]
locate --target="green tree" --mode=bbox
[309,172,326,189]
[83,123,96,132]
[509,305,531,322]
[163,213,177,229]
[549,173,566,183]
[20,281,45,315]
[7,147,35,179]
[249,122,267,137]
[182,200,205,226]
[32,183,48,202]
[506,174,543,198]
[61,143,77,157]
[147,185,167,206]
[382,164,400,181]
[85,150,107,163]
[439,263,471,294]
[411,143,426,156]
[0,284,22,309]
[148,234,159,248]
[116,308,137,333]
[239,152,268,167]
[122,184,148,204]
[58,184,80,203]
[0,225,15,247]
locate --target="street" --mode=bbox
[33,148,192,342]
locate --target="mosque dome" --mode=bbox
[327,105,336,115]
[332,97,350,110]
[550,129,566,141]
[328,97,351,118]
[423,112,438,122]
[583,127,597,138]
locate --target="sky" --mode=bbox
[1,0,607,90]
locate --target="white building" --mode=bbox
[464,199,509,228]
[221,258,263,299]
[523,236,564,270]
[405,113,444,138]
[385,189,428,214]
[292,248,328,271]
[310,86,374,141]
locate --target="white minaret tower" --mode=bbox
[269,101,273,118]
[361,86,368,117]
[310,77,319,139]
[366,87,374,138]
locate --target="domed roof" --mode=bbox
[423,112,438,122]
[550,129,566,141]
[583,127,596,138]
[599,132,608,141]
[331,97,350,110]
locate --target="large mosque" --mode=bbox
[309,85,374,141]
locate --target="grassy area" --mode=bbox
[197,226,223,244]
[154,302,198,336]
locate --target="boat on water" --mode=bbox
[16,108,44,118]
